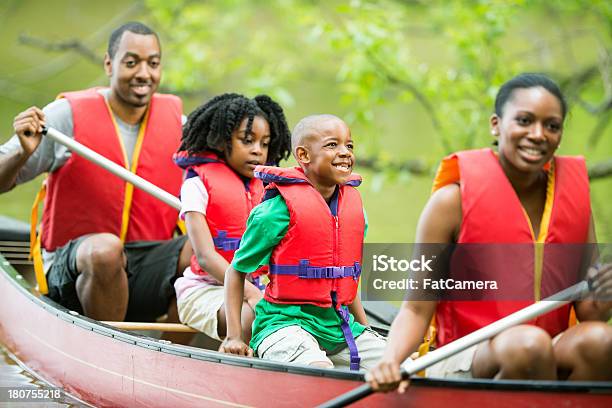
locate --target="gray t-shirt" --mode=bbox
[0,89,141,184]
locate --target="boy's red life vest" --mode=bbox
[433,148,590,347]
[41,88,183,251]
[174,151,264,284]
[254,166,365,308]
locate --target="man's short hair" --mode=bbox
[107,22,159,59]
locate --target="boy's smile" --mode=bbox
[294,116,355,201]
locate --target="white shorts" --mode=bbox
[424,344,478,379]
[177,283,225,341]
[256,325,387,370]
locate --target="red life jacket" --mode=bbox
[174,151,264,283]
[433,148,590,346]
[255,166,365,308]
[41,88,183,250]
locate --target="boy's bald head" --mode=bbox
[291,114,347,156]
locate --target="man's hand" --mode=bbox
[219,337,253,356]
[365,359,409,394]
[13,107,45,157]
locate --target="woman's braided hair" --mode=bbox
[179,93,292,165]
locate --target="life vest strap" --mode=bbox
[332,291,361,371]
[269,261,361,280]
[213,230,241,251]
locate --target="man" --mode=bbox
[0,22,191,324]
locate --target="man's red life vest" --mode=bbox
[433,148,590,346]
[255,166,365,308]
[174,151,264,283]
[41,88,183,250]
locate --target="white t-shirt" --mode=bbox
[179,176,209,219]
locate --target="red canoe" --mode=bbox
[0,249,611,407]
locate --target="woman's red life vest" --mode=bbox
[174,151,264,283]
[255,166,365,308]
[41,88,183,251]
[433,148,590,346]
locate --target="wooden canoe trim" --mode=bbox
[101,321,198,333]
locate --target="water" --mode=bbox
[0,343,88,407]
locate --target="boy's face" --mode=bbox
[298,118,355,188]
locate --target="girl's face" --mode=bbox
[491,87,564,174]
[226,115,270,178]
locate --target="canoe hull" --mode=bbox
[1,256,611,407]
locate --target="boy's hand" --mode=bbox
[219,337,253,357]
[366,359,409,394]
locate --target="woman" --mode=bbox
[368,73,612,391]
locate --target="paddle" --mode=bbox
[37,126,181,210]
[317,279,592,408]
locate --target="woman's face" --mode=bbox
[491,86,564,174]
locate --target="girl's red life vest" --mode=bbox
[41,88,183,251]
[174,151,264,283]
[255,166,365,308]
[433,148,590,347]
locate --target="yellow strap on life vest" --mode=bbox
[29,178,48,294]
[414,315,437,377]
[104,99,149,243]
[176,219,186,235]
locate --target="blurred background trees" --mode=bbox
[1,0,610,240]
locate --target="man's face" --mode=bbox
[104,31,161,108]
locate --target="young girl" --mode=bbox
[173,93,291,343]
[368,73,611,391]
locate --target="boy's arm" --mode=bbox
[219,265,252,356]
[348,295,368,326]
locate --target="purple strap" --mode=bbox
[212,231,241,251]
[251,275,266,291]
[332,292,361,371]
[269,260,361,280]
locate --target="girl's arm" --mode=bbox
[185,211,262,303]
[184,211,229,283]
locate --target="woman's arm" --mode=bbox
[575,215,612,321]
[368,183,462,390]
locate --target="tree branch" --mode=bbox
[18,34,101,64]
[588,158,612,181]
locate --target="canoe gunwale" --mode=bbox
[1,254,611,395]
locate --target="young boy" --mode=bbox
[219,114,386,370]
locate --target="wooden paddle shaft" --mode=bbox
[101,321,198,333]
[43,127,181,211]
[317,280,590,408]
